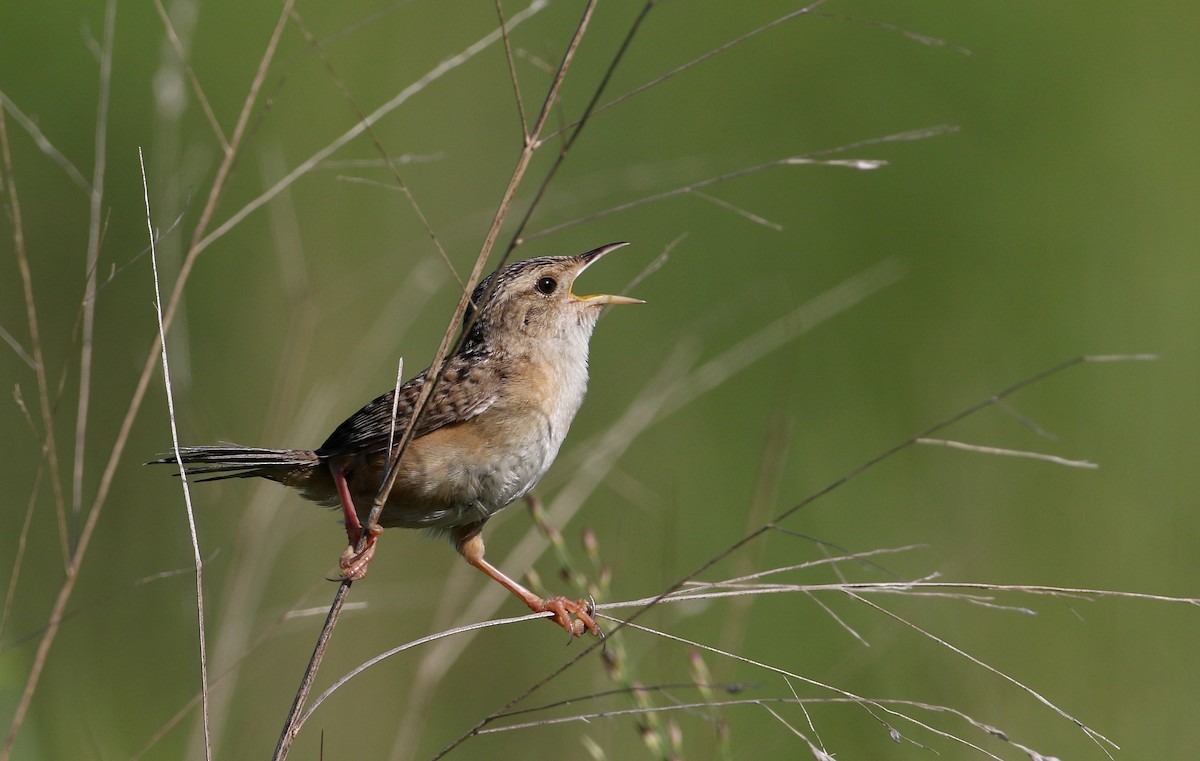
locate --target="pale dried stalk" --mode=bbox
[0,3,296,756]
[141,147,212,759]
[271,3,596,758]
[72,0,116,545]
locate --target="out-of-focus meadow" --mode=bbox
[1,2,1197,759]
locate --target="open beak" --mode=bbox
[570,242,645,306]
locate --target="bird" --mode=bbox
[150,243,642,638]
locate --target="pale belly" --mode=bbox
[349,404,570,530]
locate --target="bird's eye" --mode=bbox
[535,276,557,295]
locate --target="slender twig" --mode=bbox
[916,437,1098,469]
[364,0,600,593]
[540,1,829,144]
[271,5,591,757]
[0,94,72,644]
[299,612,550,726]
[385,358,405,471]
[152,0,229,151]
[813,11,974,56]
[428,354,1155,759]
[494,0,529,135]
[194,0,547,259]
[72,0,116,542]
[845,591,1117,754]
[130,578,332,760]
[524,151,888,241]
[0,4,296,756]
[504,0,657,255]
[0,92,91,191]
[287,8,461,288]
[0,324,34,367]
[566,617,1005,759]
[140,147,212,760]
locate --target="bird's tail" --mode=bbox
[148,445,321,485]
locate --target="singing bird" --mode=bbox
[152,243,642,637]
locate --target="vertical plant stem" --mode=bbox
[141,147,212,760]
[271,4,599,757]
[0,3,295,757]
[72,0,116,543]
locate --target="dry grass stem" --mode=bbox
[562,617,1008,759]
[287,8,461,288]
[73,0,116,540]
[140,147,212,759]
[845,591,1117,755]
[690,190,784,231]
[298,612,551,727]
[916,437,1098,469]
[495,0,530,136]
[195,0,547,258]
[813,11,974,56]
[152,0,229,151]
[0,3,295,756]
[0,93,90,191]
[0,94,71,646]
[426,353,1154,759]
[273,4,599,756]
[1,94,70,572]
[387,341,694,760]
[541,1,830,143]
[524,148,889,241]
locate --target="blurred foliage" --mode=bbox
[0,1,1197,759]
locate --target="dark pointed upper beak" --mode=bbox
[571,242,645,305]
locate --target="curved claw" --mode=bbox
[534,595,601,639]
[338,523,383,581]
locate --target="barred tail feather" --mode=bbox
[148,445,320,483]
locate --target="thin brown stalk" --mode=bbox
[194,0,546,259]
[387,342,694,761]
[303,571,1200,729]
[299,612,548,727]
[427,256,891,754]
[1,91,69,574]
[0,100,73,645]
[428,354,1154,759]
[72,0,116,541]
[271,5,595,757]
[720,417,791,655]
[503,0,656,255]
[131,578,331,760]
[495,0,529,135]
[152,0,229,151]
[0,4,295,756]
[0,92,90,192]
[540,1,829,144]
[812,11,974,57]
[524,151,887,241]
[287,8,461,288]
[600,618,1005,758]
[845,591,1117,755]
[0,325,34,367]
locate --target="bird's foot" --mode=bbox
[532,595,601,639]
[338,523,383,581]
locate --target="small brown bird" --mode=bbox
[152,243,642,637]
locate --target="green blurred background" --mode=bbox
[1,1,1197,758]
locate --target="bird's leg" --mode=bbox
[331,462,381,580]
[454,525,600,638]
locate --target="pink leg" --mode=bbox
[456,527,600,639]
[330,463,381,580]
